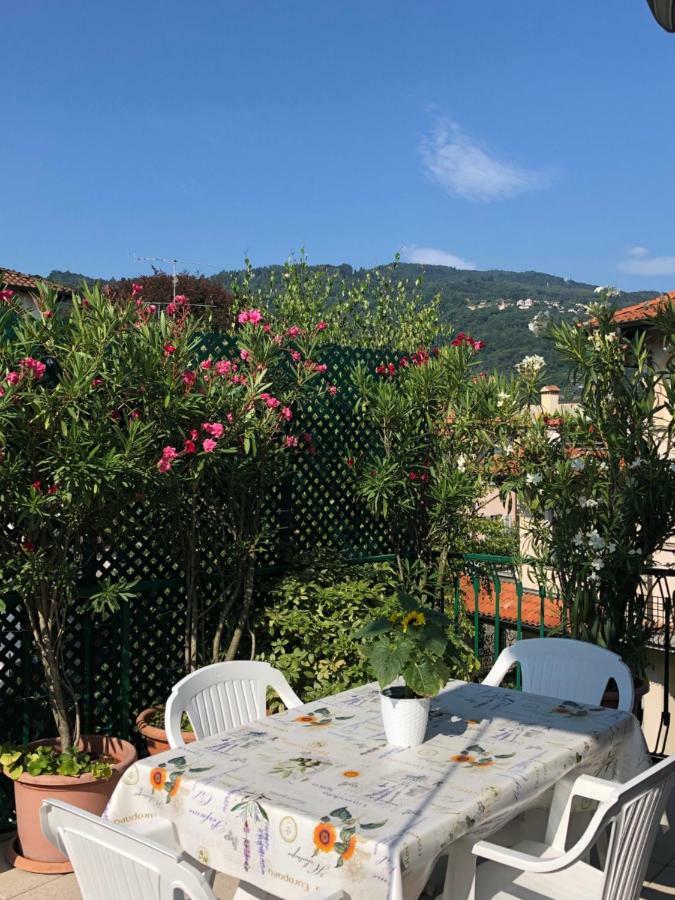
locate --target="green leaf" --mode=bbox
[354,616,391,639]
[367,639,410,688]
[360,821,387,830]
[330,807,352,820]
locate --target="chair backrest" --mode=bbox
[40,799,216,900]
[165,660,302,748]
[482,637,635,712]
[599,754,675,900]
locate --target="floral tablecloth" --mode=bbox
[105,681,649,900]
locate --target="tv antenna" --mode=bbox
[133,254,178,300]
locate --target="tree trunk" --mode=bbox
[30,609,75,748]
[224,558,256,662]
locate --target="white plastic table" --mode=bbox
[105,681,650,900]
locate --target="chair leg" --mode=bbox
[438,838,476,900]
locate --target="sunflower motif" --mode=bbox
[313,821,337,852]
[450,753,476,764]
[342,770,360,778]
[342,834,358,861]
[150,767,167,790]
[295,714,316,723]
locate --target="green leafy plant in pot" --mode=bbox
[357,593,452,748]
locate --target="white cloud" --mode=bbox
[401,245,477,269]
[618,247,675,275]
[420,119,549,202]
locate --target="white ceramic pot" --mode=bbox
[380,687,430,748]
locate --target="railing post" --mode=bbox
[493,567,501,664]
[471,574,480,662]
[538,583,546,638]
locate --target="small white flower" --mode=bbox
[456,454,466,472]
[630,458,645,469]
[526,472,543,485]
[588,530,605,551]
[594,285,604,294]
[515,354,546,375]
[591,559,604,571]
[572,531,584,547]
[571,458,585,471]
[496,391,509,408]
[580,497,598,508]
[607,541,617,553]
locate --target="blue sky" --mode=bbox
[2,0,674,290]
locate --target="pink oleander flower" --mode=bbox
[47,484,58,495]
[290,351,301,362]
[0,387,4,397]
[303,432,313,444]
[215,360,231,376]
[147,304,157,314]
[190,428,199,440]
[285,435,299,448]
[202,422,224,438]
[19,357,46,380]
[260,393,280,409]
[327,384,337,396]
[273,334,283,345]
[316,321,327,331]
[43,310,53,319]
[131,283,144,297]
[281,406,293,421]
[6,372,20,385]
[31,480,42,491]
[226,411,234,424]
[163,343,176,356]
[157,458,172,473]
[182,370,197,387]
[314,363,327,374]
[237,310,250,324]
[91,377,103,387]
[183,439,197,454]
[247,308,263,325]
[287,325,301,338]
[22,541,36,552]
[202,438,217,453]
[0,289,14,302]
[240,349,250,361]
[263,323,271,333]
[161,446,178,461]
[130,409,141,420]
[200,359,212,371]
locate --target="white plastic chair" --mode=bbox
[42,799,346,900]
[441,754,675,900]
[482,637,635,712]
[41,798,216,900]
[165,660,302,748]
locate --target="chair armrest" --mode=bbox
[471,839,571,875]
[545,773,618,849]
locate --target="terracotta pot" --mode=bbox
[602,676,649,716]
[10,734,137,871]
[136,707,196,756]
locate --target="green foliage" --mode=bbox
[501,291,675,675]
[256,558,396,707]
[350,342,530,597]
[256,555,478,706]
[0,744,112,780]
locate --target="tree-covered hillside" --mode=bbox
[48,263,660,395]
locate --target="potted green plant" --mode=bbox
[357,593,454,747]
[0,285,174,868]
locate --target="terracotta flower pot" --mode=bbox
[136,707,196,756]
[602,676,649,716]
[9,734,137,872]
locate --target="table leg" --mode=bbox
[438,838,476,900]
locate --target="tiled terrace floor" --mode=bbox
[0,791,672,898]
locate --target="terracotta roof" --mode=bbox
[610,291,675,326]
[0,268,71,295]
[541,384,560,392]
[460,576,561,629]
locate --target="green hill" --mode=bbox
[47,263,659,395]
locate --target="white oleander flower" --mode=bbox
[456,454,466,472]
[588,529,605,551]
[630,458,645,469]
[526,472,543,485]
[571,457,585,471]
[580,497,598,508]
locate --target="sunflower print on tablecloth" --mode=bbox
[312,806,387,867]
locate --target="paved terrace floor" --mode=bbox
[0,790,672,899]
